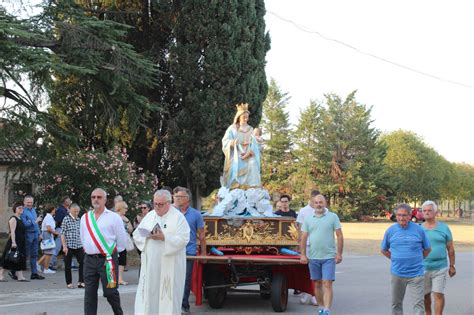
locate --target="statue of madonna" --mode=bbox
[221,103,261,190]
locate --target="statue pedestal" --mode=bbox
[204,216,298,255]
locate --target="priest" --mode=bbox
[133,189,190,315]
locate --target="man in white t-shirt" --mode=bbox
[296,190,321,306]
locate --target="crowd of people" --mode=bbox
[0,188,457,315]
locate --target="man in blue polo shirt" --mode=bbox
[381,203,431,315]
[300,194,344,315]
[173,186,206,314]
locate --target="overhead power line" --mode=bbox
[267,11,474,89]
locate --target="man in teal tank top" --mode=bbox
[422,200,456,315]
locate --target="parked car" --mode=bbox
[411,207,424,222]
[389,207,425,222]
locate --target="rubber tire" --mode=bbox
[260,284,271,300]
[205,271,227,309]
[270,273,288,312]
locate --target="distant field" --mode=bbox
[343,219,474,256]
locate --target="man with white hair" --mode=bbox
[133,189,190,315]
[421,200,456,315]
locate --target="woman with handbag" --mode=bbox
[0,203,29,281]
[116,201,133,285]
[37,204,59,274]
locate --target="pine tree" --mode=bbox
[260,78,292,193]
[0,1,157,150]
[291,100,324,205]
[315,92,387,217]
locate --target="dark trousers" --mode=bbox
[84,253,123,315]
[64,248,84,284]
[182,259,194,309]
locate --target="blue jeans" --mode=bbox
[182,259,194,309]
[25,232,39,274]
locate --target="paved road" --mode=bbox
[0,252,472,315]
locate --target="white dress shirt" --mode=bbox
[80,209,128,254]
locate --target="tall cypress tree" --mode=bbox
[260,78,292,193]
[166,0,270,206]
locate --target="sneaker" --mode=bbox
[8,271,18,280]
[311,296,318,306]
[299,293,311,305]
[323,310,330,315]
[43,269,56,274]
[36,263,43,273]
[48,266,57,271]
[182,307,190,314]
[31,273,45,280]
[293,289,302,295]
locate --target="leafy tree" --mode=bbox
[380,130,450,204]
[260,78,292,193]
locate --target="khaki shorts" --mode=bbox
[424,268,448,294]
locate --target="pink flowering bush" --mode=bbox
[31,147,159,213]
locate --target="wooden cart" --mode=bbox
[189,216,312,312]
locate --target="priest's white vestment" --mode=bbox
[133,207,190,315]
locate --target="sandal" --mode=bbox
[67,284,74,289]
[18,279,30,282]
[119,281,128,286]
[77,283,85,288]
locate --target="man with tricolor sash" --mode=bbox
[80,188,128,315]
[133,189,190,315]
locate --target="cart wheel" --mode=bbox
[205,271,227,309]
[271,273,288,312]
[260,284,271,300]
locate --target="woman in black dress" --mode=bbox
[0,203,28,281]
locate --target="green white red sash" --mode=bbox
[85,210,117,288]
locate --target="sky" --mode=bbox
[264,0,473,164]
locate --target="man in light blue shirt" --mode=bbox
[421,200,456,315]
[381,203,431,315]
[300,194,343,315]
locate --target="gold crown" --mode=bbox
[236,103,249,112]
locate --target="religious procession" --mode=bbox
[1,1,472,315]
[0,103,462,315]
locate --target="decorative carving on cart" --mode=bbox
[204,217,298,246]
